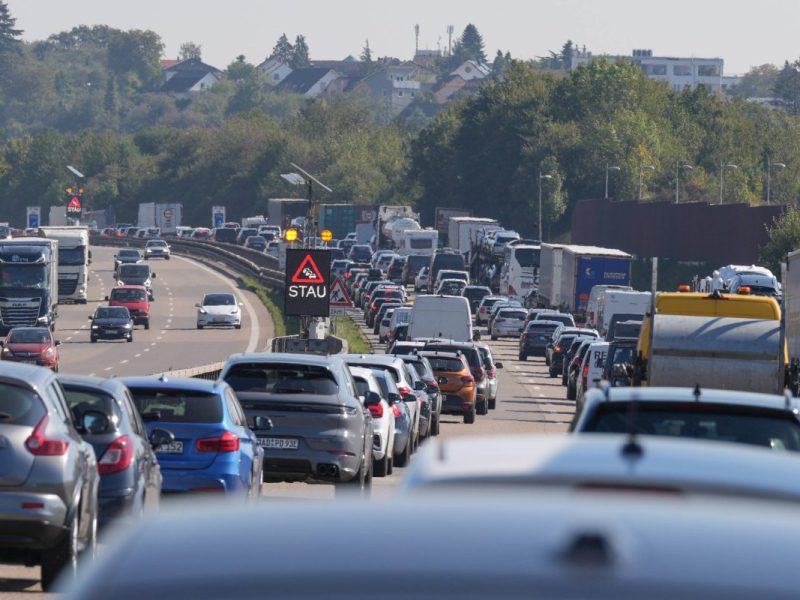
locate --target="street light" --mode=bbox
[604,164,620,200]
[675,162,693,203]
[719,162,739,204]
[638,165,655,199]
[280,163,332,247]
[538,173,552,243]
[767,162,786,204]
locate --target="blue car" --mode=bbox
[119,375,263,499]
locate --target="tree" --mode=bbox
[760,206,800,273]
[291,35,310,68]
[179,41,202,61]
[560,40,574,70]
[774,60,800,114]
[734,64,779,99]
[270,34,293,63]
[451,24,486,64]
[492,50,510,76]
[360,39,372,64]
[0,1,22,52]
[107,29,164,89]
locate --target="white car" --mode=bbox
[414,266,430,292]
[490,307,527,340]
[349,367,395,477]
[378,308,396,343]
[196,292,243,329]
[144,239,171,260]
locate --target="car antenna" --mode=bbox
[621,390,643,461]
[693,383,701,402]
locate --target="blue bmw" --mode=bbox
[119,375,263,499]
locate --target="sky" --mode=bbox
[9,0,800,75]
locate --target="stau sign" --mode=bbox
[284,249,331,317]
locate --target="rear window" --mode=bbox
[499,310,527,320]
[425,357,465,372]
[111,289,147,302]
[224,363,339,395]
[0,383,44,426]
[528,323,558,334]
[425,346,480,369]
[128,389,223,423]
[353,377,370,398]
[464,288,490,301]
[410,238,433,249]
[586,405,800,451]
[608,345,635,366]
[63,389,121,425]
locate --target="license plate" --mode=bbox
[105,329,118,334]
[213,317,225,322]
[21,360,37,365]
[157,441,183,454]
[258,438,298,450]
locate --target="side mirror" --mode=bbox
[252,416,273,431]
[194,303,201,308]
[426,384,438,394]
[402,394,417,403]
[148,427,174,448]
[81,410,109,435]
[0,341,4,348]
[238,302,243,307]
[104,296,109,301]
[363,391,382,407]
[55,340,62,346]
[387,392,401,405]
[87,315,93,320]
[495,362,504,369]
[437,376,448,385]
[151,272,157,278]
[413,380,426,391]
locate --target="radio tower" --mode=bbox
[415,24,419,54]
[447,25,454,56]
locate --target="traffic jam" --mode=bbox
[3,206,800,598]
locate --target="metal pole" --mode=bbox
[638,169,643,200]
[719,160,723,204]
[538,173,543,243]
[675,161,679,204]
[767,162,772,204]
[604,164,609,200]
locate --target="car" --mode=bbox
[373,302,403,337]
[403,254,430,286]
[533,311,575,328]
[419,350,476,424]
[486,299,522,333]
[475,295,506,326]
[601,338,638,386]
[387,306,413,343]
[107,285,150,330]
[144,239,170,260]
[113,248,143,275]
[398,353,442,436]
[462,285,492,314]
[59,375,163,528]
[432,269,469,294]
[566,339,594,399]
[414,266,430,292]
[562,336,594,386]
[434,278,467,296]
[120,375,263,498]
[518,320,562,360]
[243,235,267,252]
[0,363,100,591]
[212,227,239,244]
[366,292,406,328]
[348,244,373,263]
[191,227,212,240]
[117,263,156,301]
[387,340,425,356]
[386,256,407,283]
[476,344,503,410]
[374,253,398,273]
[546,328,599,375]
[235,228,259,245]
[221,354,374,493]
[423,340,488,415]
[369,368,413,468]
[89,306,134,343]
[196,292,243,329]
[331,259,351,278]
[490,307,528,340]
[0,326,61,371]
[349,367,395,477]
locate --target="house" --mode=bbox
[160,57,221,97]
[275,67,342,98]
[433,61,492,104]
[414,49,441,68]
[356,61,438,114]
[257,57,293,86]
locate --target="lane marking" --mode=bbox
[144,348,150,352]
[151,342,157,346]
[120,359,129,364]
[104,367,113,372]
[135,354,142,358]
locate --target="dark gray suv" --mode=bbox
[0,363,100,591]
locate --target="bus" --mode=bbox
[500,244,540,301]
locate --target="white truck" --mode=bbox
[137,202,183,235]
[596,290,651,337]
[401,229,438,256]
[377,206,420,248]
[408,295,473,343]
[38,226,90,304]
[537,244,566,309]
[447,217,498,264]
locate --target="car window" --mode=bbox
[224,363,339,395]
[353,377,371,398]
[123,390,145,436]
[224,390,243,426]
[96,307,130,319]
[7,328,51,344]
[203,294,236,306]
[46,382,72,425]
[0,383,45,426]
[425,356,464,372]
[63,388,121,427]
[128,389,224,423]
[111,289,147,302]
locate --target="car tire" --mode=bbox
[374,453,389,477]
[518,353,527,361]
[545,355,551,366]
[567,382,577,401]
[464,409,476,424]
[127,334,133,343]
[197,324,203,330]
[166,256,170,260]
[90,336,97,343]
[477,397,488,416]
[488,398,496,410]
[335,455,369,498]
[144,319,150,330]
[235,324,242,330]
[41,511,78,592]
[490,335,497,341]
[387,455,394,475]
[395,438,411,468]
[549,365,557,378]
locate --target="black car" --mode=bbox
[566,340,594,401]
[387,256,407,283]
[212,227,239,244]
[562,336,593,386]
[402,254,430,285]
[462,286,492,313]
[113,248,142,275]
[398,354,442,436]
[59,375,165,528]
[90,306,134,343]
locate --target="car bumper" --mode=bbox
[1,356,57,369]
[521,342,548,355]
[160,470,248,495]
[441,393,473,415]
[493,325,523,336]
[98,489,137,527]
[197,315,241,326]
[145,252,169,259]
[258,443,363,484]
[0,493,68,553]
[92,328,132,339]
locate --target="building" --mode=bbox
[160,58,221,97]
[433,60,492,104]
[571,49,725,93]
[357,61,438,114]
[275,67,342,98]
[257,57,294,86]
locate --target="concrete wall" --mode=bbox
[571,199,782,265]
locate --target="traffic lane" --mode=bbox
[0,566,48,598]
[56,246,272,376]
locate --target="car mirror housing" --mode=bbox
[253,416,273,431]
[149,428,174,448]
[387,393,401,404]
[364,391,382,407]
[81,410,109,435]
[437,376,448,385]
[413,380,426,391]
[402,394,417,403]
[495,362,504,369]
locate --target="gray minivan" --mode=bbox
[117,263,156,301]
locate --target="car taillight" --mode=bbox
[397,385,412,397]
[25,415,68,456]
[480,307,487,313]
[425,380,438,390]
[392,404,401,417]
[370,302,377,311]
[472,368,485,381]
[555,345,562,353]
[581,364,589,385]
[487,369,496,378]
[368,403,384,418]
[98,436,133,475]
[461,376,474,384]
[196,431,240,453]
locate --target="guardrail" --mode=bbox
[155,362,225,380]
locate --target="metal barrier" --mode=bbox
[153,362,225,380]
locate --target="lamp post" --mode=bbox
[767,162,786,204]
[638,165,655,199]
[604,164,620,199]
[538,173,552,242]
[675,162,693,203]
[280,163,332,248]
[719,162,739,204]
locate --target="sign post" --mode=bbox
[212,206,226,228]
[26,207,40,229]
[284,249,331,317]
[328,277,353,316]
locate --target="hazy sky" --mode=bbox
[10,0,800,74]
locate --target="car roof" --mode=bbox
[58,374,130,397]
[112,285,147,291]
[224,353,341,369]
[528,320,563,327]
[0,362,56,394]
[582,386,800,412]
[341,354,404,367]
[118,375,225,393]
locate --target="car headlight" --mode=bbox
[37,316,49,324]
[145,280,151,287]
[123,323,133,329]
[92,325,99,330]
[2,347,12,357]
[199,309,207,314]
[43,347,54,357]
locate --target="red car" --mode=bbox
[0,326,61,371]
[107,285,151,329]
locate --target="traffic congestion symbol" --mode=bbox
[284,249,331,317]
[291,254,324,284]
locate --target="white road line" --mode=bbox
[120,359,129,364]
[104,367,113,372]
[135,354,142,358]
[173,255,260,353]
[89,373,96,377]
[150,342,157,346]
[144,348,150,352]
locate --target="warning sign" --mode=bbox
[284,249,331,317]
[329,278,353,307]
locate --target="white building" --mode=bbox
[571,49,725,93]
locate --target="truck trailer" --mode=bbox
[558,245,633,315]
[0,238,59,333]
[38,226,90,303]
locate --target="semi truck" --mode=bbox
[376,206,420,248]
[434,207,473,240]
[557,246,633,315]
[634,291,785,395]
[137,202,183,235]
[0,238,59,333]
[319,204,356,240]
[267,199,310,230]
[537,244,566,309]
[38,226,90,303]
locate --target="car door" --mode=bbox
[122,389,161,510]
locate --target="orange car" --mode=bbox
[420,351,476,424]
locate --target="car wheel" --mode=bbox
[197,324,203,330]
[235,324,242,330]
[548,365,557,378]
[374,453,390,478]
[477,397,488,416]
[490,335,497,341]
[90,336,97,343]
[464,409,476,424]
[518,353,527,361]
[166,256,170,260]
[545,355,551,366]
[567,381,577,401]
[41,510,78,591]
[395,438,411,468]
[127,334,133,343]
[387,455,394,475]
[335,455,368,498]
[488,398,496,410]
[144,319,150,330]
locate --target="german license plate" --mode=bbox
[213,317,225,322]
[156,441,183,454]
[258,438,298,450]
[105,329,118,334]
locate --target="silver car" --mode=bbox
[143,239,170,260]
[476,344,502,410]
[371,368,413,468]
[0,363,101,591]
[220,353,374,494]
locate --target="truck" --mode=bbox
[0,238,59,333]
[376,206,420,248]
[241,215,268,228]
[537,244,565,310]
[635,291,785,394]
[38,226,90,304]
[401,229,438,256]
[557,245,633,315]
[267,199,310,230]
[48,206,68,226]
[596,290,651,337]
[137,202,183,235]
[319,204,356,240]
[435,207,473,240]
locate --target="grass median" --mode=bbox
[332,315,372,354]
[241,276,299,337]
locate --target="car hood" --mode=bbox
[93,317,132,326]
[202,305,239,316]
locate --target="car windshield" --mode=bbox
[608,345,635,365]
[586,405,800,451]
[425,356,465,372]
[0,383,44,426]
[96,307,129,319]
[119,265,149,278]
[499,310,527,320]
[119,250,140,258]
[58,246,86,266]
[148,241,167,247]
[0,264,47,289]
[111,289,147,302]
[63,389,120,424]
[203,294,236,306]
[541,315,573,326]
[8,328,50,344]
[224,363,339,395]
[128,389,223,423]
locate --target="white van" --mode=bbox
[577,341,610,408]
[586,285,632,329]
[597,290,651,336]
[408,296,473,342]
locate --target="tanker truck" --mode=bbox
[633,290,786,395]
[376,206,420,249]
